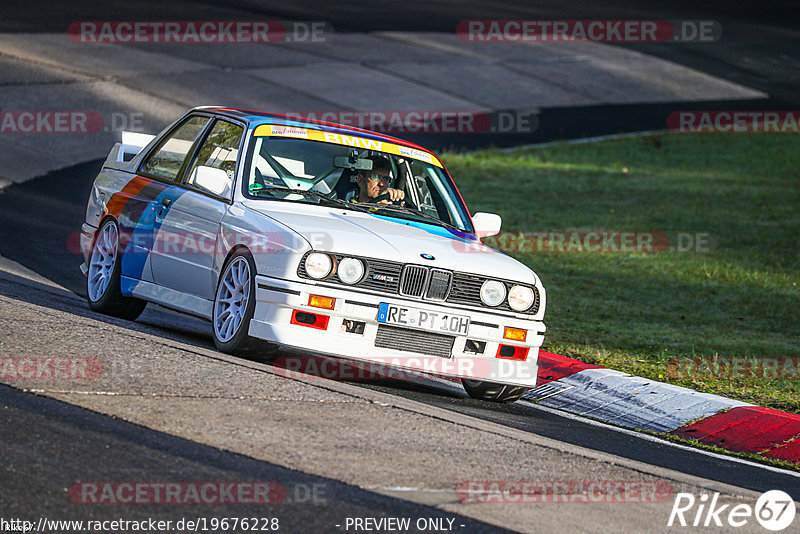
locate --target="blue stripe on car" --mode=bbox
[368,214,479,244]
[120,186,186,291]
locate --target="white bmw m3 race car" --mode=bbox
[80,107,546,402]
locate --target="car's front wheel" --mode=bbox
[212,250,257,354]
[86,218,147,320]
[461,379,527,403]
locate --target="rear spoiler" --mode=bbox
[103,131,156,169]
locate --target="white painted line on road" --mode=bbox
[22,388,374,403]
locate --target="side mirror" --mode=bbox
[191,166,231,197]
[472,212,502,238]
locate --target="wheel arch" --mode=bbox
[215,244,256,288]
[91,214,119,249]
[221,244,253,270]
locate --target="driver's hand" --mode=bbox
[380,188,405,204]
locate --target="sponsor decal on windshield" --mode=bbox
[267,125,309,138]
[397,145,434,165]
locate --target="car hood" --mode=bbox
[241,201,537,284]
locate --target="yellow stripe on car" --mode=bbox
[253,124,443,168]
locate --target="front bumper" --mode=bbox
[249,275,545,387]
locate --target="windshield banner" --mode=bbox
[253,124,443,168]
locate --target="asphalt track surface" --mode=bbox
[0,161,797,513]
[0,384,510,533]
[0,0,797,151]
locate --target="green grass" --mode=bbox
[441,133,800,412]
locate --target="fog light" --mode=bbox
[290,310,330,330]
[308,294,336,310]
[496,344,529,361]
[503,327,527,342]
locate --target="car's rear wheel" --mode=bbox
[461,379,527,403]
[86,218,147,320]
[212,250,257,354]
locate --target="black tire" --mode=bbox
[461,379,527,403]
[86,218,147,321]
[212,249,258,354]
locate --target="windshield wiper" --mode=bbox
[250,188,463,231]
[251,186,371,212]
[370,203,462,231]
[252,186,333,201]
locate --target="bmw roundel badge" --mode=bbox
[420,253,435,260]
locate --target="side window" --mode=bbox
[408,160,438,216]
[140,115,210,181]
[184,120,244,198]
[408,160,457,226]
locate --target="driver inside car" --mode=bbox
[353,155,405,204]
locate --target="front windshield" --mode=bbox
[242,127,473,233]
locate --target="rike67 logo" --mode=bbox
[668,490,796,531]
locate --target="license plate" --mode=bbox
[377,303,470,336]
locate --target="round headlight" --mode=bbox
[480,280,506,307]
[304,253,333,279]
[508,285,535,311]
[337,257,365,284]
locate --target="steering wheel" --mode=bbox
[368,192,421,211]
[368,192,404,205]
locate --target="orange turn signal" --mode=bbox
[503,327,527,342]
[308,294,336,310]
